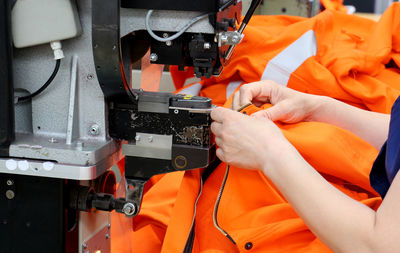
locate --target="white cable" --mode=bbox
[145,10,210,42]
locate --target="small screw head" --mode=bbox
[122,203,136,216]
[6,180,13,186]
[174,109,179,114]
[204,42,211,50]
[89,124,100,136]
[49,138,58,143]
[87,74,94,80]
[162,33,169,38]
[5,190,15,200]
[150,53,158,62]
[165,40,172,46]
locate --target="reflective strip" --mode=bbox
[178,83,202,96]
[226,80,242,99]
[261,30,317,86]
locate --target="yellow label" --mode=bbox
[183,95,193,100]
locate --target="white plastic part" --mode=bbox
[50,41,65,60]
[18,160,30,171]
[12,0,82,48]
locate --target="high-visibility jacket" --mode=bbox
[112,4,400,253]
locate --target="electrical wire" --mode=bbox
[18,59,61,102]
[145,10,211,42]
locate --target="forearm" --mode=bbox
[264,145,377,253]
[310,96,390,150]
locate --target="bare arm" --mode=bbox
[233,81,390,149]
[311,96,390,150]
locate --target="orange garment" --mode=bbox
[114,4,400,253]
[320,0,347,12]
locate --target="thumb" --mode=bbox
[252,103,287,122]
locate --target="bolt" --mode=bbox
[5,190,15,200]
[148,136,153,143]
[87,74,94,80]
[122,203,136,216]
[162,33,169,38]
[49,138,58,143]
[174,109,179,114]
[150,53,158,62]
[89,124,100,136]
[165,40,172,46]
[135,135,141,141]
[6,180,13,186]
[204,42,211,50]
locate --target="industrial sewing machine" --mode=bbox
[0,0,266,252]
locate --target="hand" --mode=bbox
[211,107,295,171]
[232,80,324,123]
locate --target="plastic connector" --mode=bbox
[50,41,64,60]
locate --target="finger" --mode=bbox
[239,81,275,107]
[214,137,222,146]
[216,148,226,162]
[211,122,223,136]
[232,92,241,110]
[211,107,233,123]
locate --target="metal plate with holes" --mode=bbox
[82,224,111,253]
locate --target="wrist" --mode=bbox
[306,95,333,122]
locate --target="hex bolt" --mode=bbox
[89,124,100,136]
[6,190,15,200]
[6,180,13,186]
[150,53,158,62]
[122,203,136,216]
[204,42,211,50]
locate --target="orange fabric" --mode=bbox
[122,5,400,253]
[320,0,347,12]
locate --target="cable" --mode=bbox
[18,59,61,102]
[145,10,211,42]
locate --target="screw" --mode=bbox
[148,136,153,143]
[49,138,58,143]
[135,135,141,141]
[6,180,13,186]
[5,190,15,200]
[87,74,94,80]
[150,53,158,62]
[204,42,211,50]
[174,109,179,114]
[162,33,169,38]
[89,124,100,136]
[122,203,136,216]
[165,40,172,46]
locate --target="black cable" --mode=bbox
[18,59,61,102]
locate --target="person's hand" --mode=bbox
[211,107,296,171]
[232,80,324,123]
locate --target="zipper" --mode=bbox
[183,177,204,253]
[213,164,236,244]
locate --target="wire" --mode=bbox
[145,10,211,42]
[18,59,61,102]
